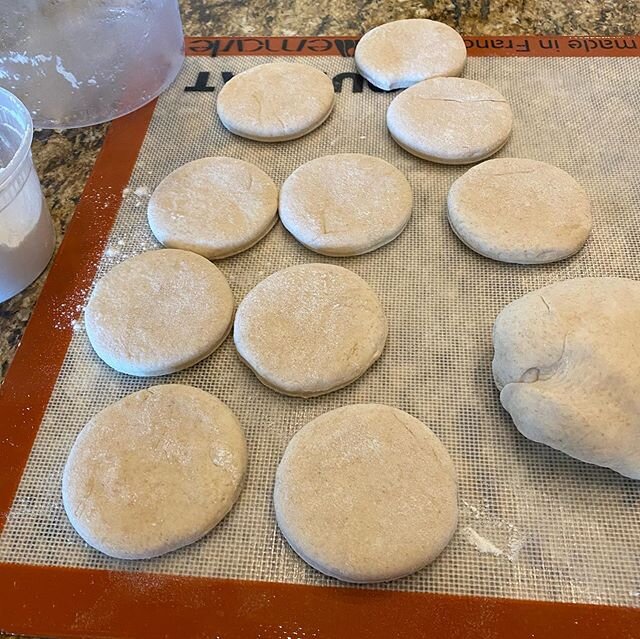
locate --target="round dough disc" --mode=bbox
[355,19,467,91]
[387,77,513,164]
[448,158,592,264]
[493,278,640,479]
[274,404,458,583]
[216,62,335,142]
[233,264,388,397]
[148,157,278,259]
[63,384,247,559]
[85,249,234,377]
[279,154,413,256]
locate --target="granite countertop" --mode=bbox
[1,0,639,383]
[0,1,638,636]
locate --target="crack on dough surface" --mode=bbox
[539,295,552,313]
[415,96,508,104]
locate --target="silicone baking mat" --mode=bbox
[1,36,639,638]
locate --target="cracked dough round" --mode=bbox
[85,249,234,377]
[448,158,592,264]
[387,77,513,164]
[493,278,640,479]
[233,264,388,397]
[355,19,467,91]
[274,404,458,582]
[63,384,247,559]
[279,154,413,256]
[216,62,335,142]
[148,157,278,259]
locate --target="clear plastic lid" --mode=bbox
[0,1,185,129]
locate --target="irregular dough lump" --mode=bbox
[493,278,640,479]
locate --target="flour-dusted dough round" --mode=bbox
[448,158,592,264]
[63,384,247,559]
[216,62,335,142]
[148,157,278,259]
[85,249,234,377]
[274,404,458,582]
[493,278,640,479]
[279,154,413,256]
[387,77,513,164]
[355,19,467,91]
[233,264,388,397]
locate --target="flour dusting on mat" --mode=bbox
[463,526,503,557]
[53,294,89,331]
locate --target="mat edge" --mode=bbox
[185,34,640,58]
[1,36,639,639]
[2,563,639,639]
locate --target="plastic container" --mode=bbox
[0,88,55,303]
[0,1,184,129]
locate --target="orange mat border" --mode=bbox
[1,35,639,639]
[185,34,640,57]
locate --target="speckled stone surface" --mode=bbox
[0,1,638,637]
[1,0,638,384]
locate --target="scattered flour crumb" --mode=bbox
[461,499,526,562]
[53,292,88,330]
[212,447,235,472]
[462,498,481,519]
[122,187,131,196]
[104,246,120,258]
[507,535,526,561]
[463,526,503,557]
[134,186,150,197]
